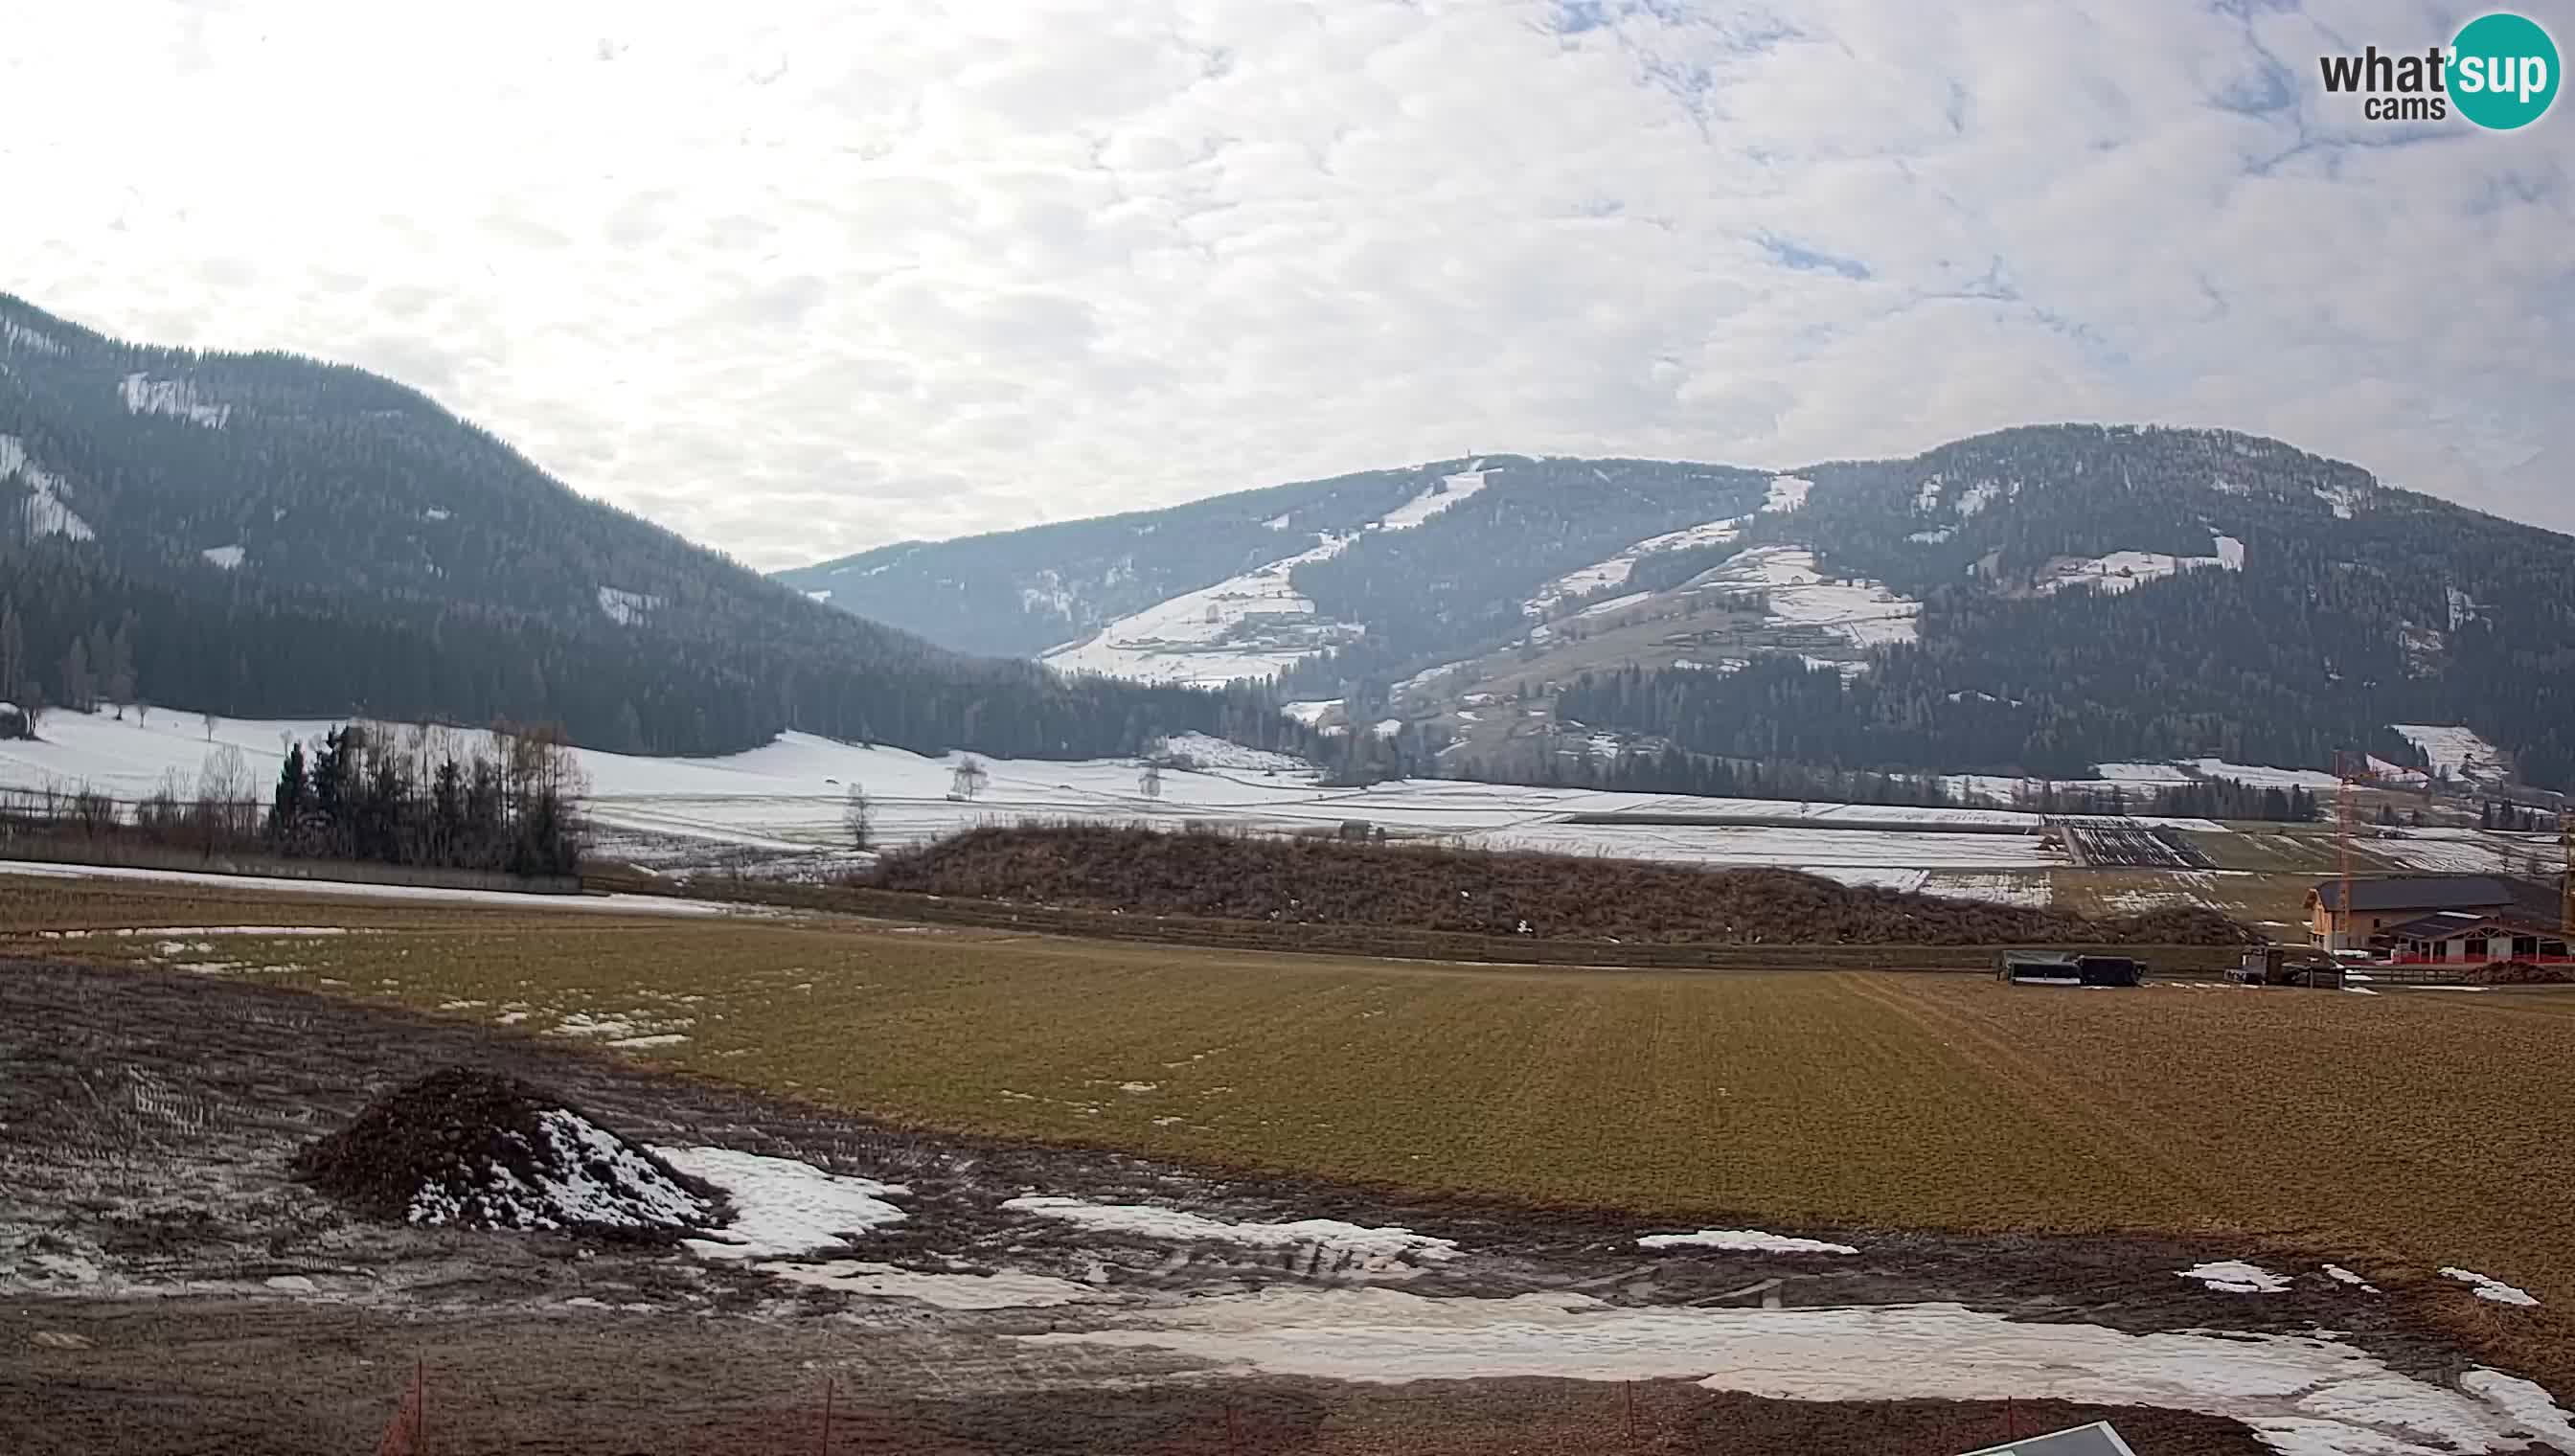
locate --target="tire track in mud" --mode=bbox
[1834,974,2241,1228]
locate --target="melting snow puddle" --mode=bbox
[1002,1196,1457,1275]
[2180,1261,2290,1294]
[653,1147,908,1260]
[1641,1230,1858,1256]
[2442,1268,2541,1307]
[1016,1288,2575,1456]
[762,1260,1105,1309]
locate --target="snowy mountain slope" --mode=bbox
[783,424,2575,788]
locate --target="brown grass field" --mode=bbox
[8,873,2573,1350]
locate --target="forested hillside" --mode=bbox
[0,295,1260,759]
[784,423,2575,790]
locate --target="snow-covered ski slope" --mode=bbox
[1041,466,1492,687]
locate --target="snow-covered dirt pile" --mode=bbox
[294,1067,719,1240]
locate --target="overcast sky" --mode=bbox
[6,1,2569,569]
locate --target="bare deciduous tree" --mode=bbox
[843,784,874,851]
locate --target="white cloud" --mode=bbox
[3,0,2568,570]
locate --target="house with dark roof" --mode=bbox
[2376,909,2568,965]
[2306,875,2514,951]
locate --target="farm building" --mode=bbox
[2307,875,2514,951]
[2374,909,2568,966]
[1958,1422,2135,1456]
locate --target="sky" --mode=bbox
[4,0,2570,570]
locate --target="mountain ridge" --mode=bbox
[778,426,2575,789]
[0,294,1269,762]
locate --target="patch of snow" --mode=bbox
[2315,483,2360,519]
[1954,480,2003,516]
[1372,718,1404,740]
[120,372,231,429]
[1041,529,1359,688]
[2181,1261,2290,1294]
[1159,732,1309,773]
[0,317,67,354]
[652,1146,909,1260]
[2324,1265,2381,1293]
[2390,725,2507,784]
[1282,699,1340,727]
[263,1274,318,1294]
[2037,547,2236,598]
[2460,1370,2575,1451]
[1378,466,1492,531]
[2447,586,2482,632]
[1016,1288,2575,1454]
[200,544,244,570]
[1524,515,1749,615]
[406,1109,712,1234]
[2,435,95,542]
[1264,512,1293,530]
[597,585,661,626]
[1002,1196,1458,1270]
[805,588,832,603]
[2212,476,2252,497]
[607,1033,689,1049]
[423,507,452,522]
[2213,534,2246,570]
[1640,1230,1857,1255]
[1760,475,1812,514]
[759,1260,1104,1308]
[1687,546,1919,649]
[1574,590,1652,620]
[1907,527,1955,544]
[2441,1268,2539,1307]
[2189,760,2343,790]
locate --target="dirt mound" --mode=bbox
[294,1066,720,1240]
[868,825,2254,947]
[2473,959,2575,986]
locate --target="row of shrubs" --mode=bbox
[864,823,2254,947]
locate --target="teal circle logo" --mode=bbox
[2451,12,2559,129]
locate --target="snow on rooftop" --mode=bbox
[1954,480,2005,516]
[1014,1286,2575,1451]
[201,544,244,570]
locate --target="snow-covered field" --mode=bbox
[1522,514,1747,616]
[2037,535,2244,598]
[2392,725,2510,784]
[1688,545,1921,650]
[3,708,2088,882]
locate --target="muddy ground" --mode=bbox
[0,958,2537,1454]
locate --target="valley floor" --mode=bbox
[4,875,2572,1456]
